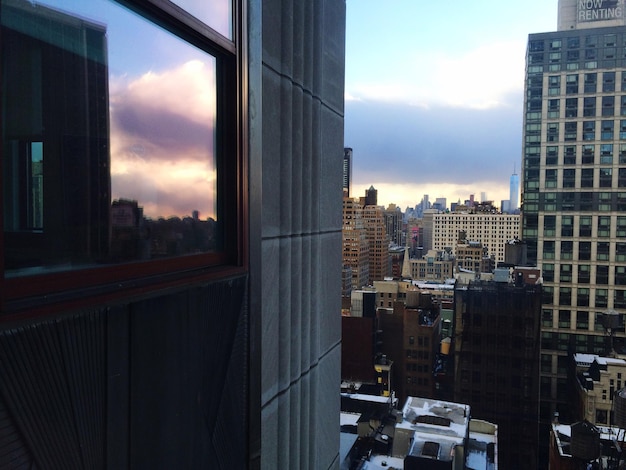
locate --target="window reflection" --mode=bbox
[170,0,232,39]
[2,0,218,276]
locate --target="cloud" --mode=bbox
[346,40,526,110]
[109,60,217,219]
[345,97,521,207]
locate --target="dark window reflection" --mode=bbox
[2,0,218,276]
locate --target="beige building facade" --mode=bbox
[431,212,521,264]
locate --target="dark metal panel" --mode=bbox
[128,277,247,469]
[106,304,130,470]
[0,310,107,470]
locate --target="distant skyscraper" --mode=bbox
[480,192,487,203]
[434,197,447,211]
[343,147,352,196]
[364,185,377,206]
[521,0,626,455]
[509,168,519,213]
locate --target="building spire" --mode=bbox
[401,246,412,279]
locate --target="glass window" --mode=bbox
[558,310,571,328]
[565,122,578,142]
[584,97,596,117]
[598,216,611,237]
[585,73,597,93]
[620,168,626,187]
[599,168,613,187]
[578,264,591,284]
[543,264,555,282]
[576,310,589,327]
[169,0,232,39]
[601,121,614,140]
[563,168,576,188]
[616,266,626,285]
[545,169,558,188]
[0,0,244,301]
[583,121,596,141]
[547,123,559,142]
[543,240,555,260]
[597,242,610,261]
[566,74,579,94]
[565,98,578,118]
[603,96,615,116]
[617,216,626,237]
[544,215,556,237]
[596,289,608,308]
[600,144,613,164]
[546,146,559,165]
[561,241,573,260]
[564,145,577,165]
[562,215,574,236]
[548,99,560,118]
[603,71,616,92]
[549,75,561,90]
[560,264,572,283]
[579,215,593,236]
[596,265,609,284]
[559,287,572,306]
[581,168,594,188]
[579,241,592,260]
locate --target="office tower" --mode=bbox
[0,0,346,468]
[521,0,626,453]
[431,211,521,264]
[362,204,390,282]
[343,197,370,288]
[453,278,542,469]
[433,197,447,212]
[383,203,404,246]
[421,209,436,252]
[343,147,353,196]
[363,185,378,206]
[509,168,520,213]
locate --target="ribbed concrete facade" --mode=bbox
[251,1,345,468]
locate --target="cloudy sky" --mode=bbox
[345,0,559,210]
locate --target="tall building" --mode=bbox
[431,211,521,264]
[343,147,353,196]
[363,185,378,206]
[509,168,520,213]
[363,204,390,282]
[453,278,542,469]
[521,0,626,463]
[0,0,346,468]
[343,197,370,289]
[383,203,404,246]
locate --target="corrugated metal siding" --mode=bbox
[0,275,248,469]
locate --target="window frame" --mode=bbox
[0,0,249,316]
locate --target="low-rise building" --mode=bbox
[574,354,626,426]
[340,394,498,470]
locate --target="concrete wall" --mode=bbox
[248,0,346,468]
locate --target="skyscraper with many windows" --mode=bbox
[521,0,626,438]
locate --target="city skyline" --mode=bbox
[345,0,558,209]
